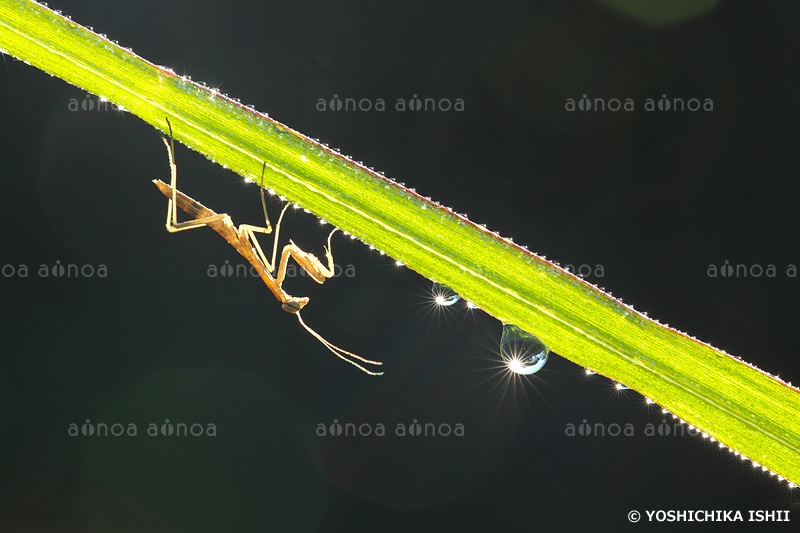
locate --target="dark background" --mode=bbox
[1,0,799,531]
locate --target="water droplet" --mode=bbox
[500,324,549,375]
[431,282,460,306]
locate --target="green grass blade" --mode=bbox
[1,0,798,484]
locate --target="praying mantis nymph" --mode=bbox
[152,119,383,375]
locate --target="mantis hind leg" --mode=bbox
[159,119,227,233]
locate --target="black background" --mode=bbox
[1,1,799,531]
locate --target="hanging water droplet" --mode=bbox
[431,282,460,306]
[500,324,549,375]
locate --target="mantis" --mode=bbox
[152,119,383,375]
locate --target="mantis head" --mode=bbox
[282,297,309,314]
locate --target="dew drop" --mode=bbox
[431,282,460,306]
[500,324,549,375]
